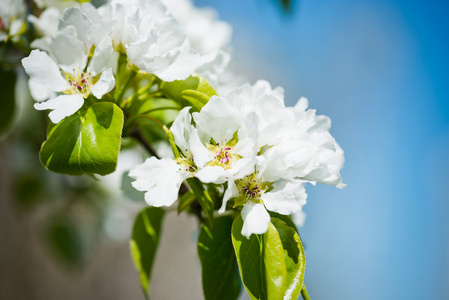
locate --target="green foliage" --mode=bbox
[44,218,85,268]
[198,216,241,300]
[271,218,306,300]
[231,217,306,300]
[177,190,196,214]
[269,212,299,235]
[130,207,165,299]
[160,74,217,111]
[231,217,286,300]
[39,102,124,176]
[187,177,215,228]
[0,68,16,134]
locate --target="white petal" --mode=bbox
[88,36,113,76]
[58,7,91,44]
[171,106,192,153]
[188,127,213,168]
[50,26,87,73]
[34,94,84,123]
[28,79,56,102]
[193,96,242,143]
[91,68,115,99]
[155,47,201,82]
[22,50,69,92]
[261,180,307,215]
[241,202,270,238]
[129,157,187,207]
[218,180,238,214]
[194,166,229,184]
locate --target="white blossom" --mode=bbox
[0,0,26,43]
[22,26,115,123]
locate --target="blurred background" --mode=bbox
[1,0,448,299]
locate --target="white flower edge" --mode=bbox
[129,157,189,207]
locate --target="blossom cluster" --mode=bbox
[20,0,231,123]
[130,80,345,237]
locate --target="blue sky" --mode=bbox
[194,0,449,298]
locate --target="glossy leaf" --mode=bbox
[0,68,16,134]
[271,218,306,300]
[231,217,287,300]
[160,74,217,111]
[40,102,124,176]
[198,215,241,300]
[130,207,165,299]
[269,212,299,235]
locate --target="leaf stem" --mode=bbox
[301,285,311,300]
[129,127,159,158]
[116,70,137,103]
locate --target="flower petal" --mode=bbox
[154,47,201,82]
[34,94,84,123]
[194,165,229,184]
[88,36,113,76]
[171,106,192,153]
[218,179,238,214]
[241,202,270,238]
[22,50,69,92]
[193,96,242,143]
[28,79,56,102]
[50,25,87,73]
[91,68,115,99]
[129,157,187,207]
[261,180,307,215]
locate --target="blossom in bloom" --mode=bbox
[98,0,202,81]
[22,25,115,123]
[129,107,212,206]
[129,80,344,238]
[0,0,27,43]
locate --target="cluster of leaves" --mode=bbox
[132,208,306,300]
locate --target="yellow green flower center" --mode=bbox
[234,172,269,207]
[64,69,92,98]
[175,153,197,173]
[207,142,240,169]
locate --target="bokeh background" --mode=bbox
[1,0,448,299]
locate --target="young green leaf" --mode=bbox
[39,102,124,176]
[231,217,287,300]
[271,218,306,300]
[160,74,217,110]
[130,207,165,299]
[0,68,16,134]
[198,215,241,300]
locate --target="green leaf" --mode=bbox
[231,217,287,300]
[40,102,124,176]
[177,190,195,214]
[198,216,241,300]
[271,218,306,300]
[160,74,217,111]
[0,68,16,134]
[121,171,145,201]
[186,177,214,228]
[269,212,299,235]
[44,218,85,268]
[130,207,165,299]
